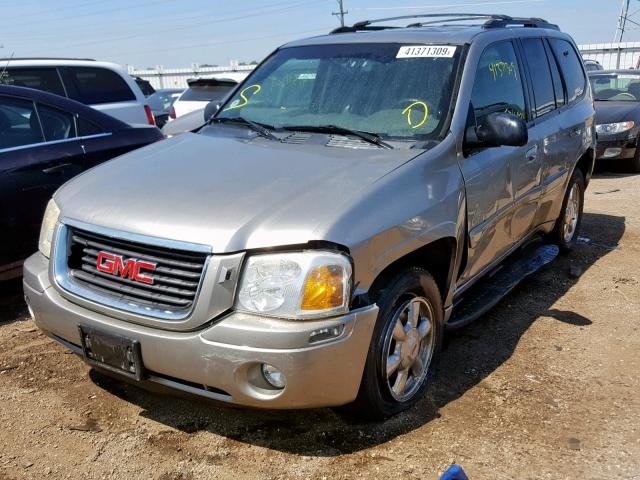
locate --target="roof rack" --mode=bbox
[330,13,559,34]
[0,57,96,62]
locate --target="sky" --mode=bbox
[0,0,634,69]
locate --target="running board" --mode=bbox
[447,243,559,330]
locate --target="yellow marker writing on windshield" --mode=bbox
[402,101,429,129]
[223,84,261,111]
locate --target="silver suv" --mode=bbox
[24,14,595,418]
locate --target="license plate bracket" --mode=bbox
[78,326,144,381]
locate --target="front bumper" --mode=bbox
[596,134,637,160]
[23,252,378,409]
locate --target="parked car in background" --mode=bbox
[583,59,603,72]
[132,76,156,97]
[169,77,238,119]
[589,69,640,171]
[161,107,204,136]
[25,14,595,418]
[147,88,184,128]
[0,85,163,281]
[0,58,155,126]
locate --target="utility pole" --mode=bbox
[616,0,631,42]
[332,0,348,27]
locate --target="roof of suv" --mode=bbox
[284,13,564,48]
[0,58,124,70]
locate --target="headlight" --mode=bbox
[595,121,635,134]
[236,251,352,319]
[38,199,60,258]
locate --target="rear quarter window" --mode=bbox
[549,39,586,104]
[0,68,66,97]
[67,67,136,105]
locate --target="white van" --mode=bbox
[0,58,155,126]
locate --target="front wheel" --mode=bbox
[549,169,585,253]
[342,268,443,419]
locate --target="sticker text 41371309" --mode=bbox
[396,45,457,59]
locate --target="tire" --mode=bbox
[339,268,444,420]
[549,169,585,253]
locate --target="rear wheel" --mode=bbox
[341,268,443,419]
[549,169,585,253]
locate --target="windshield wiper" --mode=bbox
[210,116,279,141]
[282,124,393,149]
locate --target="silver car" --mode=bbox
[24,14,595,418]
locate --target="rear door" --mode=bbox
[459,40,532,281]
[541,38,591,223]
[61,66,148,124]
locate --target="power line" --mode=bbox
[352,0,545,11]
[36,0,325,52]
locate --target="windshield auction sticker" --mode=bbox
[396,45,457,58]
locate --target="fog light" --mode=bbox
[261,363,286,389]
[602,148,622,158]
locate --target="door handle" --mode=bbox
[525,145,538,163]
[42,163,71,175]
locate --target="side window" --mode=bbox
[521,38,556,117]
[470,41,526,124]
[0,96,45,149]
[0,68,66,97]
[77,117,104,136]
[545,40,566,108]
[67,67,136,104]
[549,39,586,104]
[36,104,75,141]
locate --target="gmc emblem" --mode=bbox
[96,251,156,285]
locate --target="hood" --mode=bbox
[594,101,640,125]
[55,132,419,252]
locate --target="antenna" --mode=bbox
[0,52,15,83]
[332,0,348,27]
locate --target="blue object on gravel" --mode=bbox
[440,464,469,480]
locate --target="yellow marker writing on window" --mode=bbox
[402,101,429,129]
[223,84,261,111]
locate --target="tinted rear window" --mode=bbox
[522,38,556,117]
[0,68,66,97]
[67,67,136,104]
[549,39,586,104]
[180,84,235,102]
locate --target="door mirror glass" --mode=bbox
[466,112,528,148]
[203,101,220,122]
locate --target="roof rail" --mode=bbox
[330,13,559,34]
[0,57,96,62]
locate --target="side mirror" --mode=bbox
[466,112,528,148]
[204,101,220,122]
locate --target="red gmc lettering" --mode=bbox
[96,252,156,285]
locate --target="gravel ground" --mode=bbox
[1,171,639,480]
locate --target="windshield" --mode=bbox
[590,73,640,101]
[215,43,461,140]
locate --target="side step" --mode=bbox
[447,243,559,330]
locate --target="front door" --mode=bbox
[458,40,531,282]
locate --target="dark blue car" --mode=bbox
[0,85,163,281]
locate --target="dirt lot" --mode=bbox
[1,171,639,480]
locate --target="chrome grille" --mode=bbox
[66,228,208,313]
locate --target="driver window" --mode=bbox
[470,41,526,125]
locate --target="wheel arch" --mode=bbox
[359,237,458,308]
